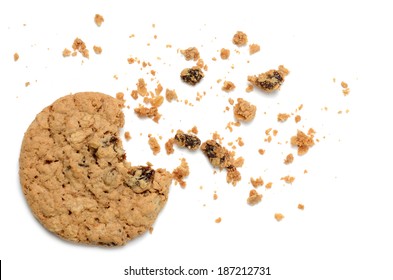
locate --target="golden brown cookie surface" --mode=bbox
[19,92,171,246]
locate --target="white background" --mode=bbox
[1,0,393,279]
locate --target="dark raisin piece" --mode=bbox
[126,166,156,193]
[200,140,233,169]
[180,66,204,85]
[174,130,201,150]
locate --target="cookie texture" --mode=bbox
[19,92,172,246]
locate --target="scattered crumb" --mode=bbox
[172,158,190,188]
[201,140,233,169]
[291,130,315,155]
[13,52,19,61]
[281,175,295,184]
[190,126,198,134]
[164,138,175,155]
[213,193,218,200]
[148,136,161,155]
[180,66,204,85]
[134,105,161,123]
[274,213,284,222]
[124,131,131,141]
[215,217,222,223]
[94,14,104,26]
[284,153,294,165]
[247,189,262,206]
[236,137,244,147]
[72,37,89,58]
[298,204,304,210]
[265,182,273,189]
[62,48,71,57]
[246,84,254,92]
[174,130,201,150]
[233,157,244,168]
[249,44,260,55]
[220,48,230,59]
[232,31,248,46]
[250,177,264,188]
[258,149,265,155]
[180,47,200,61]
[222,81,236,92]
[226,166,241,186]
[165,88,178,102]
[233,98,257,122]
[25,82,30,87]
[294,115,301,123]
[93,45,102,54]
[248,65,289,93]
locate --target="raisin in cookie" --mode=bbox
[19,92,172,246]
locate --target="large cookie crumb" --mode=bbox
[248,65,289,93]
[232,31,248,46]
[233,98,256,122]
[291,130,315,155]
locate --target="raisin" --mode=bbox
[180,66,204,85]
[200,140,233,169]
[126,166,156,193]
[174,130,201,150]
[248,68,288,93]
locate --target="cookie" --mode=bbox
[19,92,172,246]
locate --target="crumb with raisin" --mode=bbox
[94,14,104,26]
[201,140,233,169]
[250,177,264,188]
[233,98,256,122]
[180,66,204,85]
[233,31,248,46]
[93,45,102,54]
[172,158,190,188]
[291,130,315,155]
[222,81,236,92]
[284,153,294,164]
[249,44,260,55]
[274,213,284,221]
[148,136,161,155]
[248,65,289,93]
[247,189,262,206]
[220,48,230,59]
[174,130,201,150]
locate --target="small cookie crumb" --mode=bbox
[258,149,265,155]
[174,130,201,150]
[248,65,289,93]
[265,182,273,189]
[247,189,262,206]
[250,177,264,188]
[294,115,301,123]
[281,175,295,184]
[94,14,104,26]
[234,98,256,122]
[284,153,294,165]
[180,47,200,61]
[165,89,178,102]
[134,105,161,123]
[13,52,19,61]
[220,48,230,59]
[180,66,204,85]
[93,45,102,54]
[172,158,190,188]
[62,48,71,57]
[148,136,161,155]
[226,166,241,186]
[25,82,30,87]
[213,193,218,200]
[232,31,248,46]
[164,138,175,155]
[222,81,236,92]
[341,81,350,96]
[298,204,304,210]
[274,213,284,221]
[215,217,222,223]
[277,113,290,122]
[124,131,131,141]
[291,130,315,155]
[249,44,260,55]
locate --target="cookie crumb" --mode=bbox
[213,193,218,200]
[258,149,265,155]
[250,177,264,187]
[248,65,289,93]
[165,88,178,102]
[277,113,290,122]
[234,98,256,122]
[148,136,161,155]
[247,189,262,205]
[134,105,161,123]
[124,131,131,141]
[341,81,350,96]
[233,157,244,168]
[93,45,102,54]
[201,140,233,169]
[222,81,236,92]
[172,158,190,188]
[13,52,19,61]
[298,204,304,210]
[294,115,301,123]
[180,66,204,85]
[274,213,284,221]
[226,166,241,186]
[249,43,260,55]
[62,48,71,57]
[291,130,315,155]
[94,14,104,26]
[232,31,248,46]
[281,175,295,184]
[245,84,254,92]
[284,153,294,164]
[72,37,89,58]
[180,47,200,61]
[174,130,201,150]
[220,48,230,59]
[25,82,30,87]
[265,182,273,189]
[215,217,222,223]
[164,138,175,155]
[190,126,199,134]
